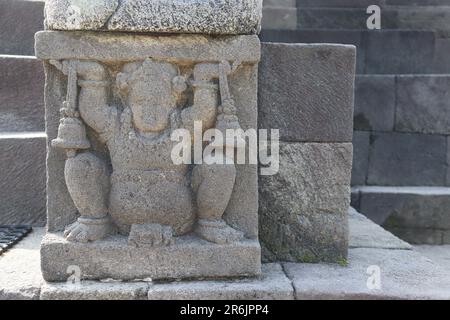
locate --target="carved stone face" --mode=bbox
[120,59,179,133]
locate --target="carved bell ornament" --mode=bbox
[51,116,91,150]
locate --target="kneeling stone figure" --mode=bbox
[53,58,244,246]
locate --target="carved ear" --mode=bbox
[116,72,129,92]
[172,75,187,94]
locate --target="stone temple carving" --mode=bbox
[52,57,245,245]
[37,30,261,281]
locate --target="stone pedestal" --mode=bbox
[38,1,262,282]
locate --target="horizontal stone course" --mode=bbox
[45,0,262,35]
[0,55,45,132]
[351,131,369,186]
[262,7,297,30]
[258,42,355,143]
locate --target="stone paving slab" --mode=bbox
[0,228,45,300]
[349,207,412,250]
[414,245,450,271]
[284,247,450,300]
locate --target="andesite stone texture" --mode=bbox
[259,142,352,263]
[0,56,45,132]
[285,247,450,300]
[37,29,261,281]
[351,131,369,186]
[0,135,47,226]
[45,0,262,35]
[258,42,355,143]
[367,132,447,186]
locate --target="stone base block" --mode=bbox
[40,264,293,300]
[41,233,261,282]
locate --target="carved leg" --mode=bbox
[192,156,244,244]
[63,152,116,242]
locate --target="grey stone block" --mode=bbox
[351,131,370,186]
[0,0,44,55]
[356,186,450,232]
[351,190,361,211]
[284,247,450,300]
[41,233,261,282]
[259,142,352,263]
[265,0,296,7]
[354,75,395,132]
[395,75,450,135]
[262,7,297,30]
[45,0,262,35]
[147,264,294,300]
[0,55,45,132]
[433,38,450,74]
[0,135,46,226]
[363,30,436,74]
[349,207,412,250]
[367,132,447,186]
[258,42,355,143]
[414,245,450,270]
[0,228,45,300]
[259,30,365,73]
[298,8,369,30]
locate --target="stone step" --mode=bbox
[352,130,449,187]
[352,186,450,245]
[0,0,45,55]
[260,29,448,74]
[353,74,450,135]
[0,55,45,132]
[0,133,47,227]
[297,6,450,35]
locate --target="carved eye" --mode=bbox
[172,76,187,94]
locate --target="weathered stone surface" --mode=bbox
[0,55,45,132]
[0,0,44,55]
[355,186,450,244]
[262,7,297,30]
[0,228,45,300]
[35,31,261,63]
[0,134,46,226]
[41,233,261,282]
[367,132,447,186]
[259,142,352,263]
[351,131,369,186]
[265,0,295,6]
[354,75,395,132]
[258,43,355,142]
[285,247,450,300]
[45,0,262,35]
[364,30,436,74]
[395,75,450,135]
[147,264,294,300]
[349,207,411,250]
[41,281,149,300]
[415,245,450,270]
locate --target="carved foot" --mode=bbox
[196,219,244,244]
[128,224,175,247]
[64,216,116,243]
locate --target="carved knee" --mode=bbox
[65,152,110,217]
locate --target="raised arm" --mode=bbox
[76,61,116,136]
[181,63,219,133]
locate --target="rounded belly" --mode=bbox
[109,170,194,236]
